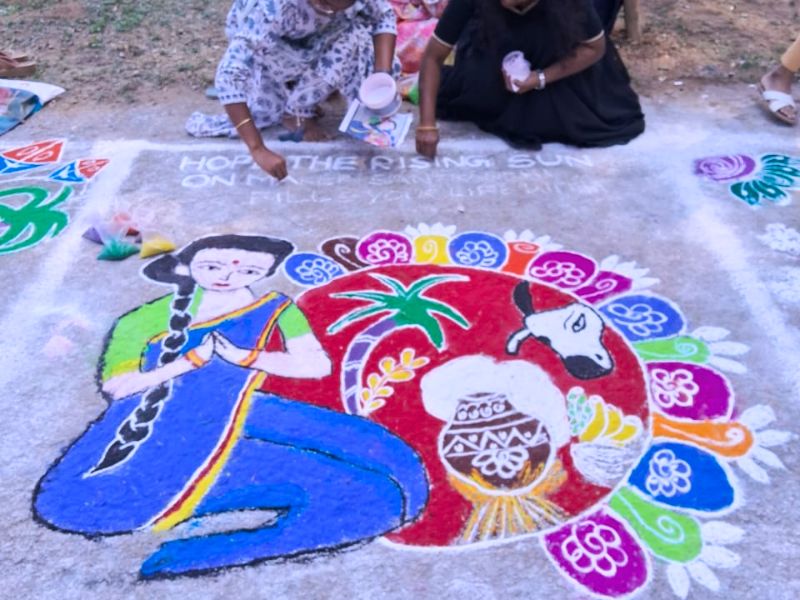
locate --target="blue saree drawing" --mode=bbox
[33,234,428,578]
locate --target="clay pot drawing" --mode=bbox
[440,392,553,493]
[422,356,571,496]
[422,356,572,540]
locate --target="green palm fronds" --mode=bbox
[327,273,470,349]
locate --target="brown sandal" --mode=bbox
[0,49,36,79]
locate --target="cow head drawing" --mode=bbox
[506,282,614,380]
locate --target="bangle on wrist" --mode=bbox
[234,117,253,130]
[238,349,260,368]
[185,349,208,368]
[417,125,439,131]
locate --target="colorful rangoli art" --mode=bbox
[693,153,800,206]
[275,225,791,598]
[34,226,791,597]
[0,140,109,255]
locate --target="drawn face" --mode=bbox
[523,303,613,379]
[188,248,276,292]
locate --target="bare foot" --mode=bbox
[760,65,797,123]
[281,114,332,141]
[302,118,332,141]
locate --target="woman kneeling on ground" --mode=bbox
[415,0,645,157]
[187,0,399,179]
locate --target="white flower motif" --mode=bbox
[364,239,410,263]
[650,368,700,409]
[530,260,587,287]
[471,447,528,479]
[645,449,692,497]
[606,302,669,337]
[561,521,630,577]
[455,240,499,267]
[295,258,340,284]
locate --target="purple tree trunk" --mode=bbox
[341,317,397,414]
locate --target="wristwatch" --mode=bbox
[536,69,546,90]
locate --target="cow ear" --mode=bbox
[512,282,535,316]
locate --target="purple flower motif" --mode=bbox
[694,155,757,182]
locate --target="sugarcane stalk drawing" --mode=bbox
[327,273,470,414]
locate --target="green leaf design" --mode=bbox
[610,486,702,563]
[633,336,709,364]
[327,273,470,349]
[0,186,73,255]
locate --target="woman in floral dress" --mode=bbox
[187,0,400,179]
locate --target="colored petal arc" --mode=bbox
[609,487,702,563]
[633,336,710,364]
[628,442,735,513]
[542,509,650,598]
[646,362,733,421]
[600,295,685,342]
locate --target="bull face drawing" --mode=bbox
[506,282,614,380]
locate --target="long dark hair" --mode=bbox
[88,234,294,475]
[477,0,590,58]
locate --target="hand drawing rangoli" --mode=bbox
[33,224,791,598]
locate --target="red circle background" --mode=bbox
[264,265,649,546]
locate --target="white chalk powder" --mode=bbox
[758,223,800,257]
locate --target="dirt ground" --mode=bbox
[2,0,799,107]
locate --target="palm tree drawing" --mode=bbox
[327,273,471,414]
[0,185,73,255]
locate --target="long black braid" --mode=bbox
[87,234,294,476]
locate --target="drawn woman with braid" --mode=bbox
[33,234,428,579]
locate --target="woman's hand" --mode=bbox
[193,334,215,363]
[416,127,440,159]
[251,146,288,180]
[213,332,254,366]
[102,371,158,401]
[504,71,542,95]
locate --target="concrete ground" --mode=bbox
[0,85,799,600]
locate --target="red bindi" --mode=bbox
[232,260,240,265]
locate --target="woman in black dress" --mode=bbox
[415,0,644,156]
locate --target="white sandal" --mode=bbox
[758,84,797,125]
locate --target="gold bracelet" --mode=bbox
[234,117,253,130]
[416,125,439,131]
[184,349,208,368]
[238,349,260,368]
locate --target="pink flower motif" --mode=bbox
[356,232,413,265]
[650,368,700,409]
[561,521,630,577]
[646,362,733,421]
[694,155,756,182]
[543,510,650,598]
[529,251,597,289]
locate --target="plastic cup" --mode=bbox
[359,73,401,117]
[502,51,531,92]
